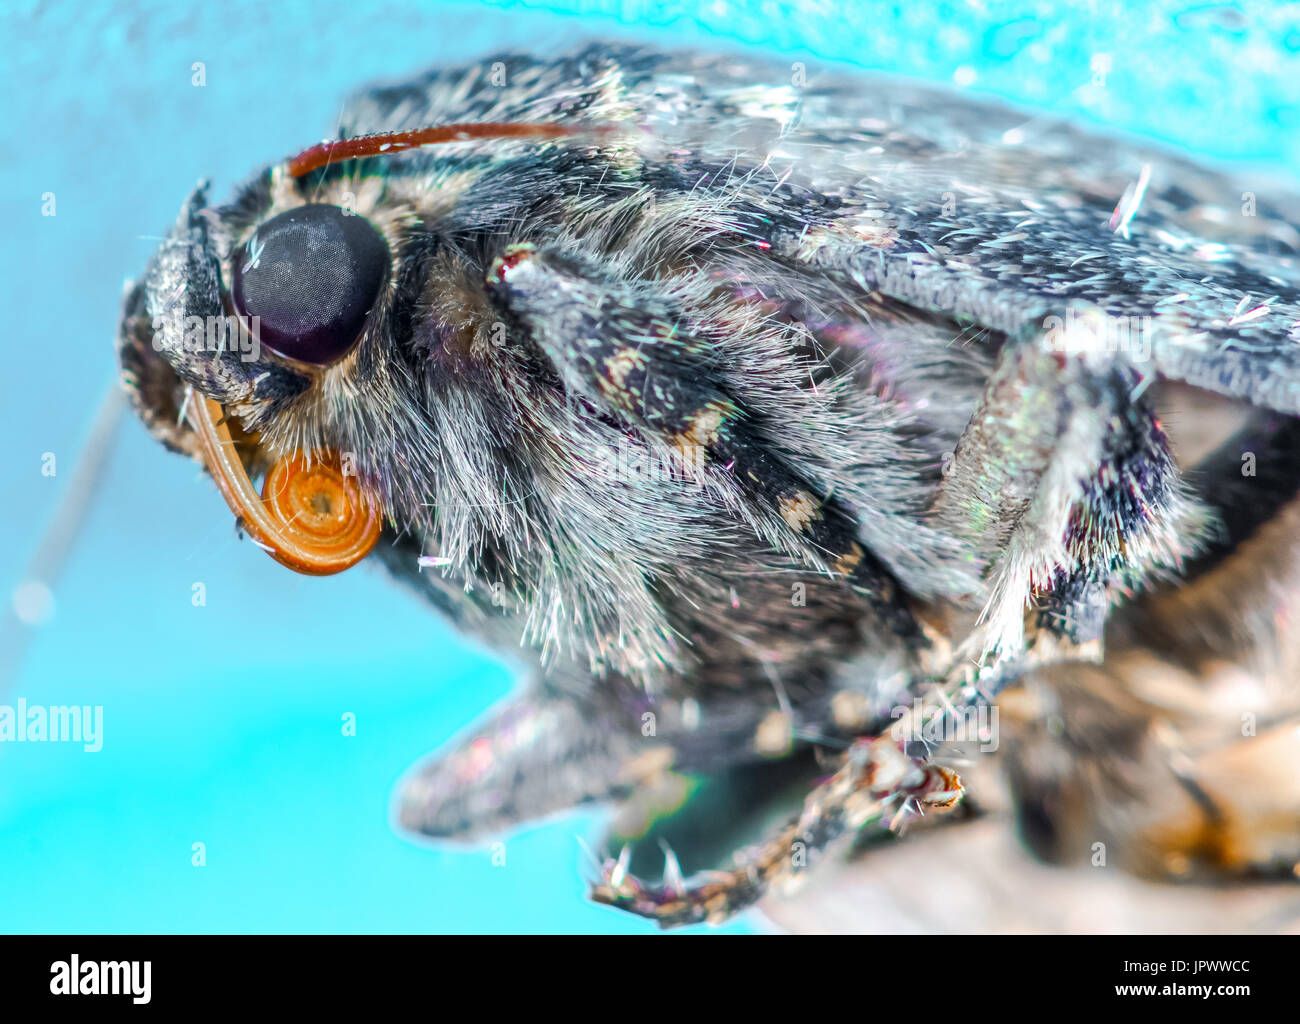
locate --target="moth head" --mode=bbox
[116,178,389,572]
[118,122,581,575]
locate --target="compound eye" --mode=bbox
[231,203,388,365]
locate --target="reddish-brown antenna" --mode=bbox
[288,122,589,178]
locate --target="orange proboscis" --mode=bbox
[188,393,381,575]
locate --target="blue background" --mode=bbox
[2,0,1296,933]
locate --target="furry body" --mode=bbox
[119,45,1300,925]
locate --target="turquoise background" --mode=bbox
[1,0,1296,933]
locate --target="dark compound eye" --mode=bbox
[231,204,389,365]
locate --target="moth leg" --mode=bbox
[585,651,1038,928]
[930,337,1208,662]
[591,742,962,925]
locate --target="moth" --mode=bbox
[117,43,1300,928]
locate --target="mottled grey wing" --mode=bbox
[339,44,1300,414]
[642,51,1300,414]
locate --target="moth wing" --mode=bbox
[337,47,1300,420]
[600,52,1300,413]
